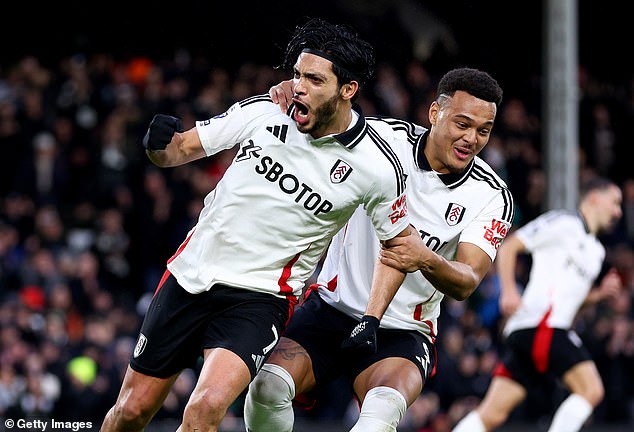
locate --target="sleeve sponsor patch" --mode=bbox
[389,195,408,224]
[483,218,509,249]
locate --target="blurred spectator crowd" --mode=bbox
[1,48,633,431]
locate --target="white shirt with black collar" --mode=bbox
[166,96,409,300]
[318,117,514,342]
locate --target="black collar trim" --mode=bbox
[334,104,366,149]
[289,103,366,149]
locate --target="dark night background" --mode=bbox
[1,2,633,430]
[4,1,628,92]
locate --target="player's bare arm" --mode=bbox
[146,128,206,167]
[363,226,414,319]
[380,232,491,301]
[143,114,207,167]
[341,226,411,354]
[364,256,407,320]
[582,268,623,307]
[495,234,526,316]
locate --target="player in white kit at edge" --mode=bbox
[452,176,623,432]
[244,67,513,432]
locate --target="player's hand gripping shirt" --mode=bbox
[166,96,409,300]
[503,210,606,335]
[317,118,514,342]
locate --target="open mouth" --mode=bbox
[293,100,309,125]
[294,100,308,116]
[454,147,471,159]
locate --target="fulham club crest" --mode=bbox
[445,203,465,226]
[330,159,353,183]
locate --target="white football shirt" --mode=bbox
[503,210,606,335]
[318,117,514,342]
[166,96,409,299]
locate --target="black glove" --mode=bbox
[142,114,183,151]
[341,315,380,354]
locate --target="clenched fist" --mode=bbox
[142,114,183,151]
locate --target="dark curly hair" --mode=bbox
[437,67,503,107]
[280,17,375,93]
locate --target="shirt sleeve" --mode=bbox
[513,211,568,253]
[458,192,513,260]
[364,190,409,241]
[360,119,413,241]
[195,95,279,156]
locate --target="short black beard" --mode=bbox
[306,93,339,136]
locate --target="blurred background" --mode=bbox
[1,1,632,431]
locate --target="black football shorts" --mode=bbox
[284,290,436,385]
[130,272,290,379]
[494,327,591,387]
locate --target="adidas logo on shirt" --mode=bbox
[266,124,289,142]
